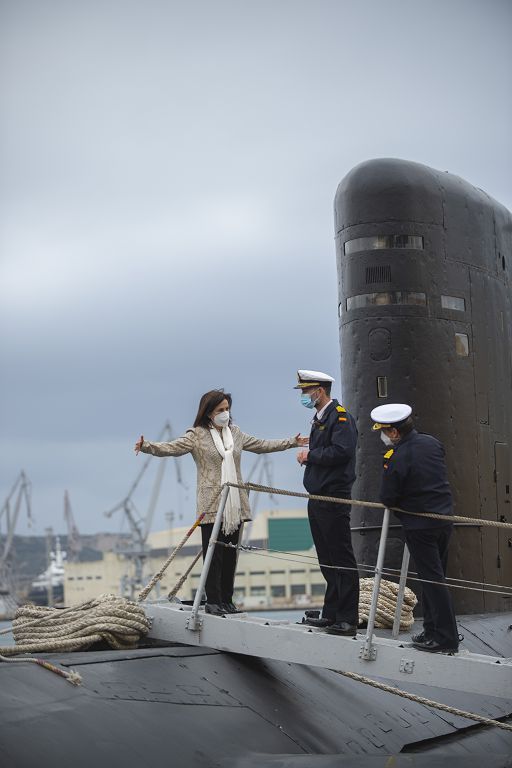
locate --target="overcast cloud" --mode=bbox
[1,0,511,537]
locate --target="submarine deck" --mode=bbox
[1,612,512,767]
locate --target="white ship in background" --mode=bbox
[27,537,67,606]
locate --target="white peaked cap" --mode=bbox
[294,370,335,389]
[370,403,412,430]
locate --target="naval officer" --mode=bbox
[295,370,359,636]
[370,403,459,653]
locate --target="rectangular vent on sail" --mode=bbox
[366,265,391,284]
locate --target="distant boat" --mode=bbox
[27,537,66,606]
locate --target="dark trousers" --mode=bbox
[308,498,359,624]
[201,523,241,605]
[404,526,458,647]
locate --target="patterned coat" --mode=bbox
[141,426,298,525]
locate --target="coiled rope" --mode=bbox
[358,577,416,629]
[0,594,151,684]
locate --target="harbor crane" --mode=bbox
[0,471,32,618]
[105,421,187,599]
[63,490,81,562]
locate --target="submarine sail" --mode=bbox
[335,158,512,614]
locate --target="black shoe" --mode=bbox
[302,617,335,628]
[412,638,458,654]
[205,603,226,616]
[411,630,428,644]
[222,602,241,614]
[325,622,357,637]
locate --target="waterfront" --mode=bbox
[0,620,13,647]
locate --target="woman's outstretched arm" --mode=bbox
[135,430,196,457]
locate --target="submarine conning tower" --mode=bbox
[334,157,512,614]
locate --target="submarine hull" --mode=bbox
[1,612,512,767]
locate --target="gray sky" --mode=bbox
[1,0,511,537]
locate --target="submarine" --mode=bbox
[1,159,511,766]
[335,158,512,615]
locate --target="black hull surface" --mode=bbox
[1,613,512,767]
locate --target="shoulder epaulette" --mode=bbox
[383,447,394,469]
[336,404,347,422]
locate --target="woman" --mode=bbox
[135,389,307,616]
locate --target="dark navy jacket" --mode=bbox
[379,429,453,530]
[303,399,357,496]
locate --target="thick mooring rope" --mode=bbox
[359,577,417,630]
[1,594,151,657]
[333,668,512,733]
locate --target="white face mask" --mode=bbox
[381,432,393,447]
[213,411,230,428]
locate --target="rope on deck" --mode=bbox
[0,653,82,686]
[333,668,512,733]
[0,594,151,659]
[358,577,416,630]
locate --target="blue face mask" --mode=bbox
[301,394,315,409]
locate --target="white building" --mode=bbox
[64,508,325,609]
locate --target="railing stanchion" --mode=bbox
[392,543,410,638]
[362,507,390,659]
[187,484,230,631]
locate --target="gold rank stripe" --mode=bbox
[384,449,394,459]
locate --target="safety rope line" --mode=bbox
[220,538,512,595]
[137,512,206,601]
[235,542,512,594]
[229,481,512,530]
[133,480,512,603]
[332,668,512,733]
[213,541,512,598]
[168,549,202,599]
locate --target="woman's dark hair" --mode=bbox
[193,389,232,428]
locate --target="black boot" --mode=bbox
[222,602,241,614]
[205,603,226,616]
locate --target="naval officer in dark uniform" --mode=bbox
[295,370,359,636]
[370,403,459,653]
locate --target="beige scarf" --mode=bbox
[210,426,243,534]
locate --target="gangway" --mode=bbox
[143,483,512,703]
[145,601,512,701]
